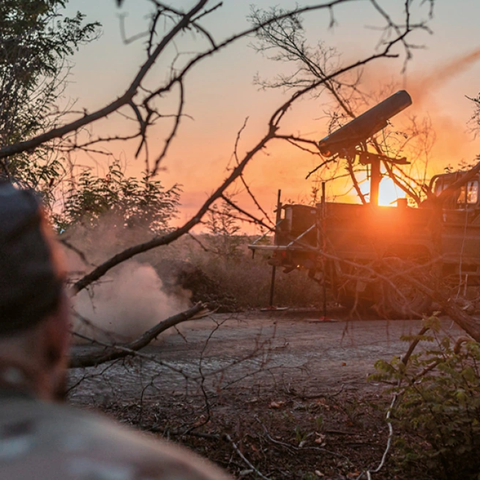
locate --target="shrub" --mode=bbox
[55,162,181,234]
[372,318,480,479]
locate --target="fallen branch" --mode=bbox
[69,303,205,368]
[437,299,480,342]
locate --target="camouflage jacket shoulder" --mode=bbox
[0,395,230,480]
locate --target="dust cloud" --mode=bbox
[63,215,191,343]
[72,260,191,343]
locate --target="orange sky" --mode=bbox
[63,0,480,231]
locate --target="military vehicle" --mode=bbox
[250,91,480,317]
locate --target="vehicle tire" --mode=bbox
[375,258,432,319]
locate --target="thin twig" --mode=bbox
[225,434,271,480]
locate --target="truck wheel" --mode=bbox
[376,258,432,319]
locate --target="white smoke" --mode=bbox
[71,260,191,343]
[58,211,193,343]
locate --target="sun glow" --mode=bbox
[378,177,406,207]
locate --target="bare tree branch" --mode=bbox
[69,302,205,368]
[0,0,209,160]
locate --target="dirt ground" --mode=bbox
[68,308,465,479]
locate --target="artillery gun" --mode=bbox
[250,91,480,317]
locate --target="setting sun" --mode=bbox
[378,177,406,206]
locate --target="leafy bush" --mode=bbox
[55,162,181,234]
[373,318,480,479]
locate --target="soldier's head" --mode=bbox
[0,182,69,400]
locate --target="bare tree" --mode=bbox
[249,4,438,206]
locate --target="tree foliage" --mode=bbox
[0,0,99,197]
[55,162,181,234]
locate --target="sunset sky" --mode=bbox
[62,0,480,229]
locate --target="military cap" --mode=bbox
[0,182,63,334]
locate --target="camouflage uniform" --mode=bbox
[0,386,231,479]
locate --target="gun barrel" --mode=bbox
[318,90,412,157]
